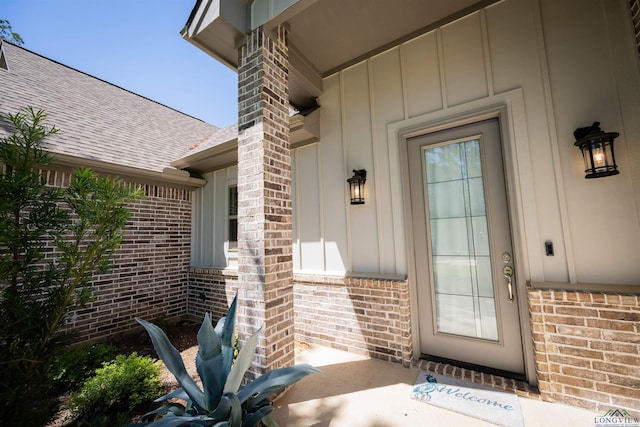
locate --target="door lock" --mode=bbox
[503,265,514,302]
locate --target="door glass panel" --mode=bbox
[468,178,485,215]
[476,257,493,298]
[431,218,469,255]
[433,255,473,295]
[425,139,498,341]
[435,294,477,337]
[428,181,465,218]
[426,144,463,182]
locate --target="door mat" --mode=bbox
[412,371,523,427]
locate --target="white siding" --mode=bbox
[192,166,237,268]
[308,0,640,282]
[318,75,349,273]
[293,144,324,271]
[440,13,489,106]
[194,0,640,284]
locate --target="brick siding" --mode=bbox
[293,273,413,367]
[40,169,193,342]
[187,268,239,320]
[237,25,294,374]
[529,289,640,413]
[186,269,413,367]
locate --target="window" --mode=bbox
[228,185,238,249]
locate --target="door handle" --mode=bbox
[503,265,514,302]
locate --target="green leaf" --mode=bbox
[223,326,261,394]
[144,402,187,417]
[242,406,275,427]
[229,394,242,427]
[210,392,242,426]
[155,388,190,403]
[237,364,320,407]
[258,415,279,427]
[196,312,225,411]
[219,294,237,378]
[136,318,206,412]
[129,415,217,427]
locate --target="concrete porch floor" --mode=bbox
[270,345,595,427]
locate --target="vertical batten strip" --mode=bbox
[531,0,576,283]
[292,149,301,270]
[436,29,448,109]
[339,70,353,272]
[315,143,328,271]
[399,43,411,121]
[480,9,495,97]
[367,60,385,274]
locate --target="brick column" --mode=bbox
[237,25,294,376]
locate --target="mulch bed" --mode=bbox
[46,318,201,427]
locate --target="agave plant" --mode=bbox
[130,295,319,427]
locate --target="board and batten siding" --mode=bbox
[191,166,238,268]
[192,0,640,285]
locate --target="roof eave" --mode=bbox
[181,0,250,71]
[172,109,320,175]
[53,153,207,189]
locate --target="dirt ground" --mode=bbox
[47,319,309,426]
[47,318,201,427]
[108,318,201,382]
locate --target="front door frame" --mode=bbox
[388,88,539,385]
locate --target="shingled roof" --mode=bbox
[0,41,218,174]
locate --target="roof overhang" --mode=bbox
[171,109,320,175]
[182,0,500,109]
[52,153,207,189]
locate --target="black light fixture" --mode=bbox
[573,122,619,179]
[347,169,366,205]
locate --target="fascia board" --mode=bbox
[52,152,206,189]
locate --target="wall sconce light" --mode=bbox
[347,169,366,205]
[573,122,619,179]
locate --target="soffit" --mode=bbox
[184,0,499,107]
[285,0,495,77]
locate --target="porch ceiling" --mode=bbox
[183,0,498,109]
[284,0,496,77]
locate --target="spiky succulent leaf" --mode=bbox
[242,405,275,427]
[144,402,187,417]
[210,393,242,427]
[154,387,190,403]
[196,313,225,411]
[223,326,261,394]
[131,415,218,427]
[214,317,226,339]
[136,318,206,412]
[258,415,279,427]
[237,364,321,407]
[220,295,238,378]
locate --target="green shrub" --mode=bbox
[51,343,117,391]
[69,353,162,425]
[0,107,144,424]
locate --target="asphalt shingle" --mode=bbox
[0,41,219,173]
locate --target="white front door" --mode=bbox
[408,119,525,375]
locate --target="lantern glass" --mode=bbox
[579,137,618,179]
[573,122,619,179]
[347,169,366,204]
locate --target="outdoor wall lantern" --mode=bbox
[573,122,620,179]
[347,169,366,205]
